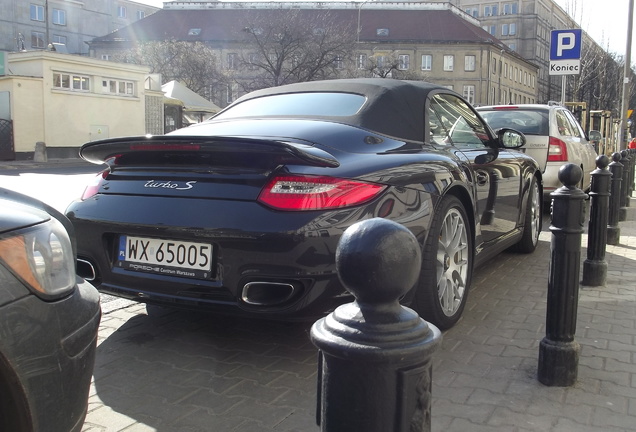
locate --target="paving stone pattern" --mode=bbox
[83,202,636,432]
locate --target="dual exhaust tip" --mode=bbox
[76,258,298,308]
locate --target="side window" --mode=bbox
[555,110,574,137]
[428,93,490,147]
[563,110,583,138]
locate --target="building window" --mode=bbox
[463,85,476,105]
[465,8,478,17]
[524,71,528,85]
[443,55,454,71]
[464,55,476,72]
[509,23,517,35]
[30,4,44,21]
[484,5,498,16]
[421,54,432,71]
[52,8,66,25]
[376,28,389,36]
[117,6,127,18]
[102,79,135,95]
[509,43,516,51]
[54,72,90,92]
[227,83,238,104]
[31,31,45,48]
[502,24,509,36]
[334,56,344,69]
[492,58,497,74]
[503,3,518,15]
[137,10,145,20]
[357,54,367,69]
[52,35,66,45]
[227,53,238,70]
[247,53,260,70]
[504,63,508,78]
[398,54,410,70]
[101,54,111,61]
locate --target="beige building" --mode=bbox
[87,1,539,108]
[0,50,164,159]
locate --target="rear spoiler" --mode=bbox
[79,135,340,168]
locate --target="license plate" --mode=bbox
[117,236,213,279]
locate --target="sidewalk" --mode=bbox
[79,197,636,432]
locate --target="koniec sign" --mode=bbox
[549,29,582,76]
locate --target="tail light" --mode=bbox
[81,171,108,200]
[258,175,386,211]
[548,137,568,162]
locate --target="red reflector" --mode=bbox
[548,136,568,162]
[258,175,385,211]
[129,144,201,151]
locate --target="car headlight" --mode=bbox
[0,218,75,300]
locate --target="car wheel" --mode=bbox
[412,195,473,330]
[511,176,541,253]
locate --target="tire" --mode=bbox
[511,176,541,253]
[411,195,473,330]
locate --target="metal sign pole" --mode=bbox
[561,76,566,105]
[618,0,634,150]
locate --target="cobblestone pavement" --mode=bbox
[78,198,636,432]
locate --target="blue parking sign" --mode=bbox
[550,29,582,60]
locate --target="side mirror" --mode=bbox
[497,128,526,149]
[588,130,602,142]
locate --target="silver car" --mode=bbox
[477,103,597,201]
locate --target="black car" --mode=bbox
[67,78,541,330]
[0,188,101,432]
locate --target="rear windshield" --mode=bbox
[214,92,366,119]
[479,109,549,135]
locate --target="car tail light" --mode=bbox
[81,171,108,200]
[258,175,386,211]
[548,137,568,162]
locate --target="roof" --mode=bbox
[90,7,513,53]
[161,80,221,113]
[212,78,452,142]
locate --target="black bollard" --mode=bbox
[310,218,442,432]
[582,155,611,286]
[538,164,586,387]
[619,150,630,220]
[607,153,623,245]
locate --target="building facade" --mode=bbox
[87,1,539,108]
[0,0,159,55]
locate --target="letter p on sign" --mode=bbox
[557,33,576,57]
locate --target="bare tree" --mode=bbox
[113,40,228,96]
[236,10,356,91]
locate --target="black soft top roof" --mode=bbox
[213,79,454,143]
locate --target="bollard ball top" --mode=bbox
[621,150,628,158]
[558,163,583,188]
[336,218,421,304]
[612,152,622,163]
[596,154,610,170]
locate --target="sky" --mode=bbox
[132,0,636,59]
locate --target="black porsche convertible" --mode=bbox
[66,78,542,330]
